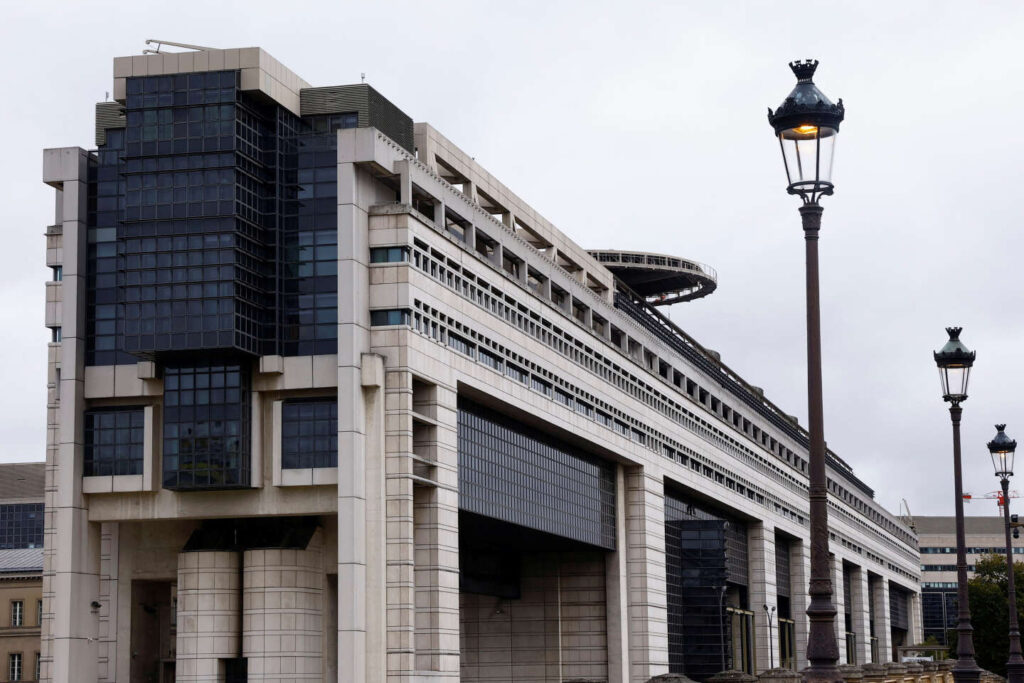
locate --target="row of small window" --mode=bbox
[920,565,975,572]
[82,397,338,477]
[412,303,803,527]
[127,72,238,95]
[7,651,40,682]
[126,182,233,207]
[411,245,809,489]
[413,240,915,549]
[920,546,1024,554]
[123,138,235,161]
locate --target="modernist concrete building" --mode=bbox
[41,45,921,683]
[915,514,1018,645]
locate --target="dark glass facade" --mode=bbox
[81,69,389,490]
[922,589,956,644]
[280,117,340,356]
[665,491,749,680]
[281,398,337,469]
[162,362,250,490]
[0,504,44,549]
[456,398,616,549]
[84,407,145,476]
[86,72,345,363]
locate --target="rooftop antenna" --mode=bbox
[104,91,110,102]
[143,39,216,55]
[361,72,366,83]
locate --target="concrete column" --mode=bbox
[41,147,101,683]
[908,591,922,646]
[433,386,461,674]
[395,160,413,205]
[384,369,415,678]
[606,465,630,683]
[850,565,872,666]
[624,467,668,681]
[337,152,373,682]
[834,559,848,665]
[748,522,777,673]
[97,523,118,682]
[243,532,324,681]
[176,551,241,683]
[871,577,892,662]
[789,539,811,671]
[363,354,387,683]
[413,383,460,676]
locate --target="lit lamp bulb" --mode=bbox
[794,124,818,135]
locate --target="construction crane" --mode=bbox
[900,499,916,533]
[962,490,1020,506]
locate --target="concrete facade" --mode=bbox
[41,46,921,682]
[915,515,1016,645]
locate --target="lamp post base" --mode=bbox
[802,665,844,683]
[1006,659,1024,683]
[951,661,982,683]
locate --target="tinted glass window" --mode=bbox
[281,398,337,469]
[0,504,43,549]
[84,407,145,476]
[162,362,250,490]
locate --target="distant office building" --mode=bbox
[0,463,45,682]
[915,514,1016,645]
[0,464,44,551]
[41,45,921,682]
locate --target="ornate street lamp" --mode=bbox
[988,424,1024,683]
[934,327,980,683]
[768,59,844,683]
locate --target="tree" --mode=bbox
[949,553,1024,677]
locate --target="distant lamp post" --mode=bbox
[767,59,844,683]
[933,327,980,683]
[764,604,777,669]
[988,424,1024,683]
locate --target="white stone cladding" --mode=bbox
[41,46,923,683]
[243,533,325,681]
[176,551,241,683]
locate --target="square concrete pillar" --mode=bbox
[850,565,872,666]
[747,522,777,673]
[871,576,892,663]
[789,539,811,671]
[624,467,669,681]
[834,559,848,665]
[605,465,630,683]
[909,591,923,646]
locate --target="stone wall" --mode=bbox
[459,551,607,682]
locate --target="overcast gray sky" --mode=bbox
[3,0,1023,520]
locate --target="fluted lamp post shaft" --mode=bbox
[768,58,845,683]
[988,424,1024,683]
[934,327,980,683]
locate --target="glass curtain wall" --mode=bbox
[665,491,750,679]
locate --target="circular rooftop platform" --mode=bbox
[588,250,717,305]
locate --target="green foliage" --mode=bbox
[949,553,1024,677]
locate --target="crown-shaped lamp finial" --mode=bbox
[946,326,963,341]
[788,59,819,81]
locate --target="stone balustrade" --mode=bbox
[641,658,1006,683]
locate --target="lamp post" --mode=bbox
[933,327,980,683]
[767,59,845,683]
[765,604,777,669]
[988,424,1024,683]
